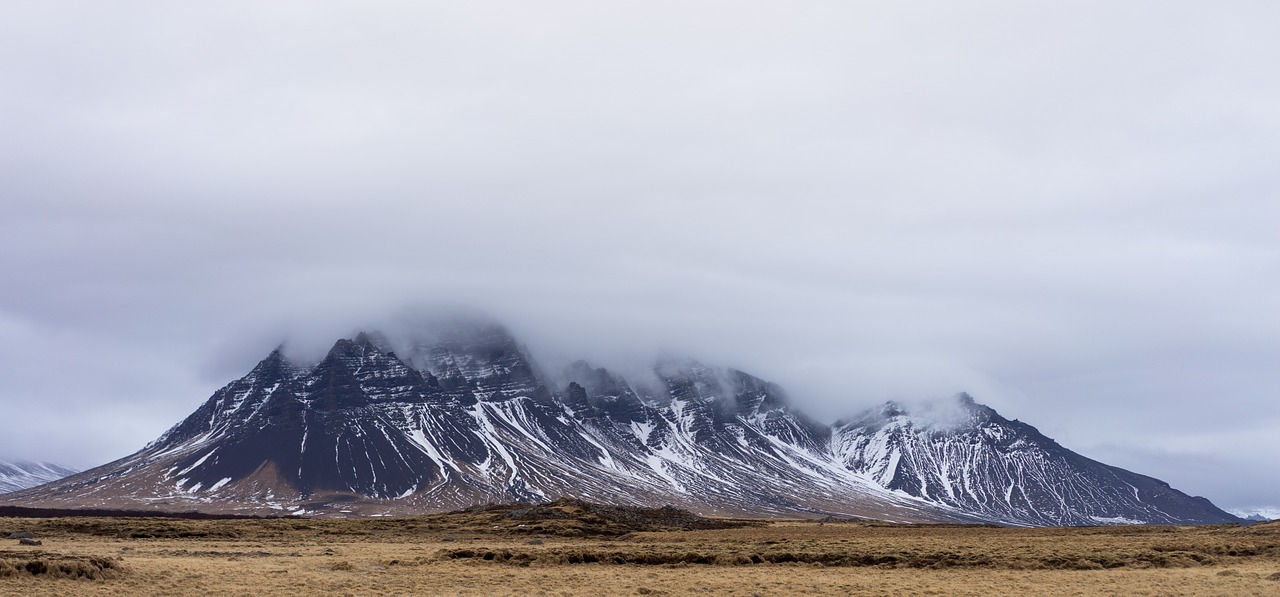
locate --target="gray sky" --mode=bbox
[2,1,1277,514]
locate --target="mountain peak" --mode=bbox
[323,337,361,359]
[852,393,991,430]
[248,345,296,377]
[352,330,394,350]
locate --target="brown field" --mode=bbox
[3,500,1279,596]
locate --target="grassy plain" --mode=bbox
[3,501,1279,596]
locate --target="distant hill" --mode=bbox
[1231,509,1279,522]
[0,460,78,493]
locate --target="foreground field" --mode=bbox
[3,500,1279,596]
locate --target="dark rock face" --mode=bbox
[2,324,1242,526]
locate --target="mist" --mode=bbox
[2,2,1278,514]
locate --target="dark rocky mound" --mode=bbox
[0,505,273,520]
[0,550,124,579]
[461,498,758,536]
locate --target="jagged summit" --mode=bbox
[840,392,988,426]
[2,324,1241,526]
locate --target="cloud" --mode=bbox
[1,1,1278,511]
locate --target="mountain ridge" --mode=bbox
[1,323,1240,526]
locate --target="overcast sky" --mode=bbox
[2,1,1277,514]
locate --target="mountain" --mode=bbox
[0,460,77,493]
[1231,508,1279,522]
[0,323,1241,526]
[832,395,1234,526]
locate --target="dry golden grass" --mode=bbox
[2,505,1278,596]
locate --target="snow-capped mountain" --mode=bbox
[1,323,1240,526]
[0,460,77,493]
[832,395,1233,526]
[1230,508,1279,522]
